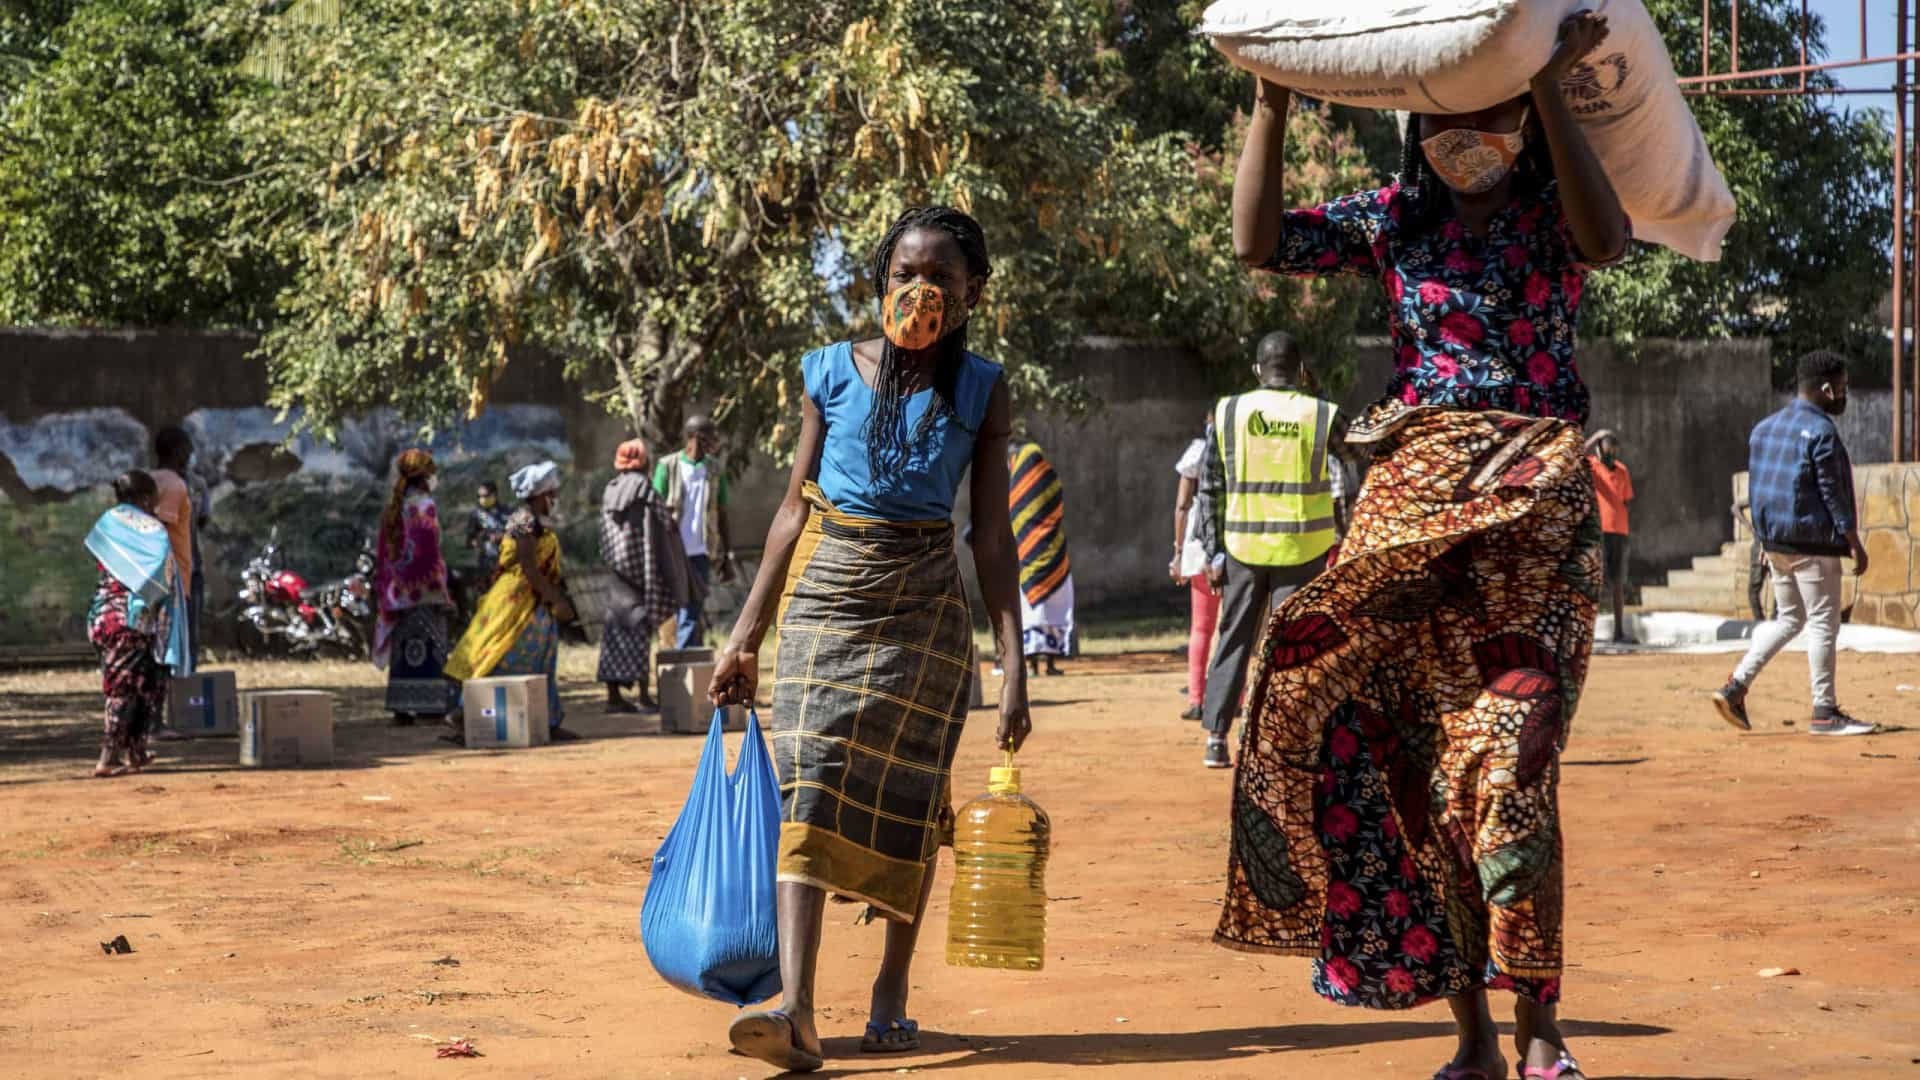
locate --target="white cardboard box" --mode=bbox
[238,690,334,767]
[169,671,239,736]
[658,661,746,735]
[463,675,551,748]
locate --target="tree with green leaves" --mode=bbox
[0,0,281,326]
[232,0,1377,452]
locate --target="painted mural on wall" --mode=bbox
[0,405,581,647]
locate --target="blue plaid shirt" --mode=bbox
[1746,399,1856,556]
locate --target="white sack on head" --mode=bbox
[1200,0,1735,261]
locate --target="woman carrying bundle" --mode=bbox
[1216,13,1626,1080]
[709,206,1032,1073]
[83,470,189,778]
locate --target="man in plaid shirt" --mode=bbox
[1712,351,1876,736]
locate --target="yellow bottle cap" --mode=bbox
[989,750,1021,794]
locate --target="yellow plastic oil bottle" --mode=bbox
[946,752,1051,971]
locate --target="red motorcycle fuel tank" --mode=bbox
[266,570,309,605]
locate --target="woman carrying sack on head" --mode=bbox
[373,449,455,724]
[1216,13,1628,1080]
[445,461,580,742]
[708,206,1033,1074]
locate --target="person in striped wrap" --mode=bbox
[1008,435,1074,675]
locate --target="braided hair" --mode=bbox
[863,206,992,477]
[1396,96,1558,237]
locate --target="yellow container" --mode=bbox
[945,754,1051,971]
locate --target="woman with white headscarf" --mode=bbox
[445,461,579,740]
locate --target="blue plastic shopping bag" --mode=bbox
[639,708,782,1006]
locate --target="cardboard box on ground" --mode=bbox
[462,675,551,748]
[239,690,334,767]
[169,671,239,736]
[657,647,746,735]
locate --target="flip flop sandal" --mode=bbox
[1522,1051,1585,1080]
[861,1018,921,1054]
[728,1010,823,1074]
[1432,1065,1503,1080]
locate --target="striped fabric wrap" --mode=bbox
[1009,440,1071,607]
[770,484,974,922]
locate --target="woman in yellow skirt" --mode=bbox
[444,461,579,741]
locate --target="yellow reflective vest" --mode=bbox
[1213,388,1339,567]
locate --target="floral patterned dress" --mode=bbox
[89,569,169,756]
[1217,173,1619,1010]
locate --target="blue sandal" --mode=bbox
[861,1017,920,1054]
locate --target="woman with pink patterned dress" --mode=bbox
[373,449,454,723]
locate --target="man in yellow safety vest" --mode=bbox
[1195,331,1348,768]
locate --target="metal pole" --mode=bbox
[1702,0,1711,81]
[1898,0,1909,462]
[1799,0,1808,93]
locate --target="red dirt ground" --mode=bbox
[2,649,1917,1078]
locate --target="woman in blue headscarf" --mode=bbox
[84,470,188,777]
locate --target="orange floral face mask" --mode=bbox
[881,281,969,351]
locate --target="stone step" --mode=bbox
[1639,584,1747,618]
[1663,568,1742,591]
[1689,554,1744,577]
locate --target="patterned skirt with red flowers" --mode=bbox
[1214,404,1601,1009]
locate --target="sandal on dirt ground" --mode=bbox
[1432,1063,1506,1080]
[1522,1050,1585,1080]
[728,1010,823,1073]
[861,1017,920,1054]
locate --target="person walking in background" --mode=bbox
[465,480,510,589]
[1585,430,1634,644]
[654,415,735,648]
[708,206,1031,1073]
[597,439,692,714]
[1009,433,1074,676]
[446,462,580,742]
[1712,351,1876,737]
[186,465,211,668]
[148,426,196,738]
[1219,16,1629,1078]
[372,449,454,725]
[1171,415,1218,721]
[1195,331,1344,770]
[83,470,188,777]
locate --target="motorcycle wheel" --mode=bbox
[234,619,273,659]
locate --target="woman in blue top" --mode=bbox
[711,206,1031,1073]
[1214,14,1626,1080]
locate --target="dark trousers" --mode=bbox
[1202,552,1329,738]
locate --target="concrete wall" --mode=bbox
[5,328,1894,630]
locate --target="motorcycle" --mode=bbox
[233,529,374,660]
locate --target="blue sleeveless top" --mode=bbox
[804,341,1002,523]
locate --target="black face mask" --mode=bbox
[1820,383,1848,416]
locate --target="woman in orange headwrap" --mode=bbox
[598,438,691,712]
[373,449,454,723]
